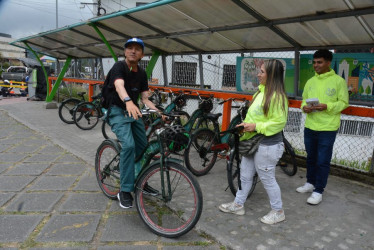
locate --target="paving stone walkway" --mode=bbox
[1,101,374,250]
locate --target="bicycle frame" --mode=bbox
[104,129,183,202]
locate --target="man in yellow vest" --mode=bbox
[296,49,349,205]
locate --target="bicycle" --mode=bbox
[58,91,86,124]
[73,93,107,130]
[145,90,220,141]
[184,98,249,176]
[184,99,298,177]
[95,110,203,238]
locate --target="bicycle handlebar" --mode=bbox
[219,125,244,136]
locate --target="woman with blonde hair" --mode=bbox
[219,59,289,225]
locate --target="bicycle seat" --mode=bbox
[77,92,86,97]
[91,93,102,100]
[206,113,222,120]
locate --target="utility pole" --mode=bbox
[56,0,58,28]
[81,0,106,16]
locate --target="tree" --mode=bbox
[359,85,364,94]
[365,85,372,95]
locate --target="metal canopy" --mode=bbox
[10,0,374,59]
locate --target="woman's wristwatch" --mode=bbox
[123,96,131,103]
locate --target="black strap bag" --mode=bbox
[238,133,265,157]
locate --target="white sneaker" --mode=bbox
[219,201,245,215]
[307,192,322,205]
[260,210,285,225]
[296,183,314,193]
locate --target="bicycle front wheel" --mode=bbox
[58,98,81,124]
[95,139,121,199]
[278,138,297,176]
[135,162,203,238]
[227,149,258,199]
[101,120,116,140]
[184,128,218,176]
[73,102,100,130]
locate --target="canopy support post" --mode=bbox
[162,55,168,86]
[146,51,160,81]
[198,53,204,88]
[90,23,118,62]
[47,56,72,102]
[294,49,300,97]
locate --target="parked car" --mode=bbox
[1,66,31,82]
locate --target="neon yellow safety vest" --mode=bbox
[240,84,288,141]
[301,69,349,131]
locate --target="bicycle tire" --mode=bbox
[227,148,258,199]
[194,117,219,131]
[278,137,298,176]
[101,120,116,140]
[58,98,81,124]
[95,139,121,199]
[184,128,218,176]
[135,162,203,238]
[73,102,100,130]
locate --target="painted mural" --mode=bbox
[236,57,295,95]
[299,53,374,99]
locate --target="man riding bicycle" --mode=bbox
[106,38,160,209]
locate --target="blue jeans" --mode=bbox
[235,143,284,210]
[304,128,337,194]
[108,106,147,192]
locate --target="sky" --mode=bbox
[0,0,95,40]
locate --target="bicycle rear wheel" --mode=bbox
[135,162,203,238]
[58,98,81,124]
[278,137,297,176]
[184,128,218,176]
[73,102,100,130]
[227,148,258,199]
[95,139,121,199]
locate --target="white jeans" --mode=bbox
[234,142,284,211]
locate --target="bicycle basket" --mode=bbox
[160,125,189,153]
[198,98,213,113]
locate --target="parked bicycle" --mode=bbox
[183,98,249,176]
[146,90,220,141]
[73,93,106,130]
[95,109,203,238]
[58,91,86,124]
[184,98,298,177]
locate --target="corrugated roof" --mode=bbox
[10,0,374,59]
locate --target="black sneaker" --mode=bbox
[117,191,133,209]
[143,182,159,196]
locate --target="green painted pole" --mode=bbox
[23,42,50,99]
[46,56,72,102]
[90,23,118,62]
[146,51,160,79]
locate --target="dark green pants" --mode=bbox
[108,106,147,192]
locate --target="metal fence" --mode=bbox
[55,51,374,174]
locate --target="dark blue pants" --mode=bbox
[304,128,337,194]
[108,106,147,192]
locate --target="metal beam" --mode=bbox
[124,15,201,52]
[23,42,50,100]
[146,51,161,79]
[231,0,300,48]
[42,35,102,57]
[94,21,168,54]
[69,28,123,51]
[47,56,73,102]
[24,41,73,58]
[89,23,118,62]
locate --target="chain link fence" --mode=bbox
[54,51,374,174]
[152,52,374,174]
